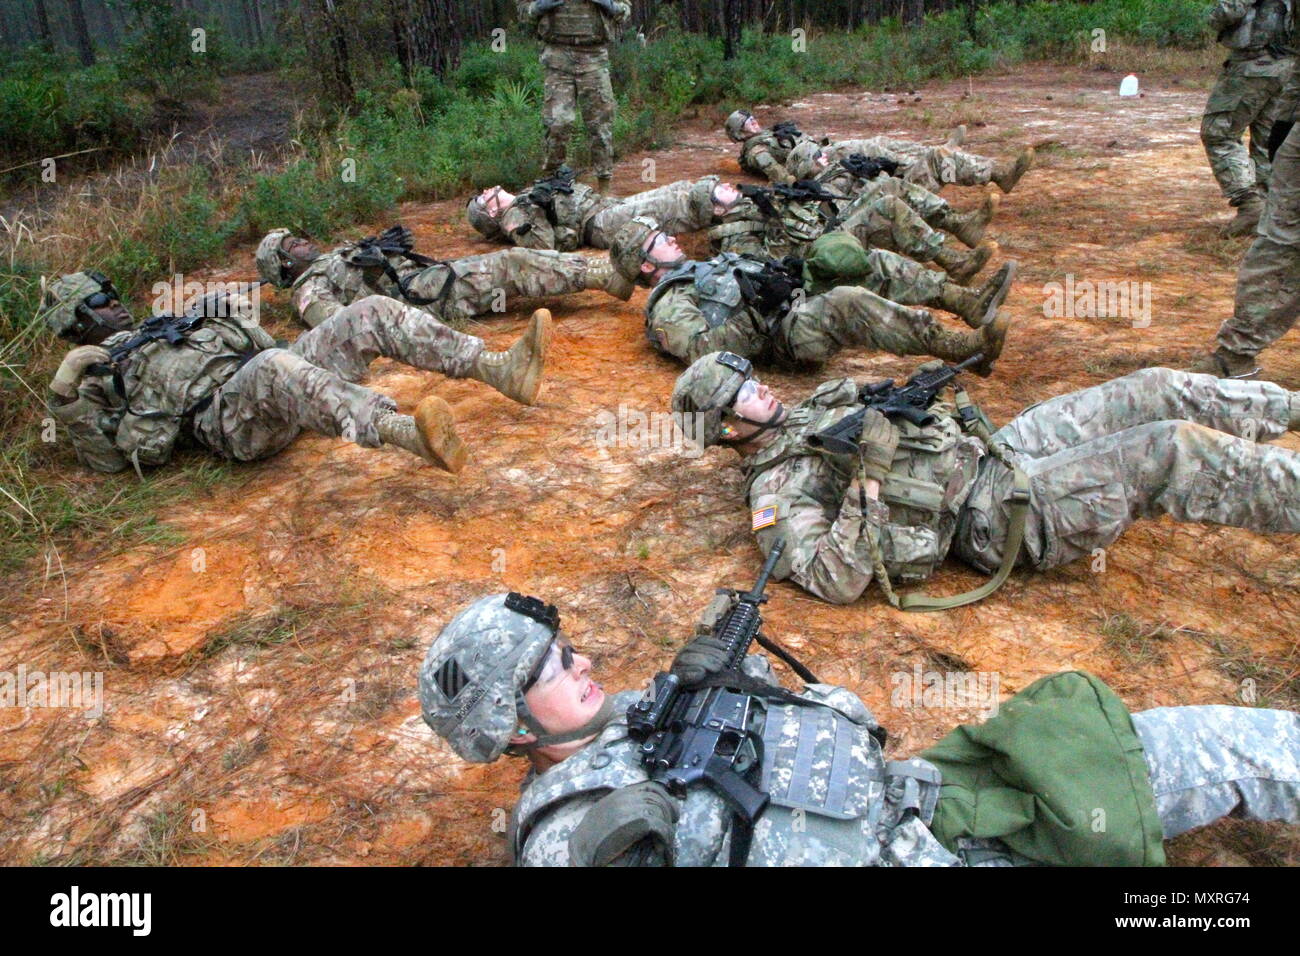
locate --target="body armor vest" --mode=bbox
[537,1,611,45]
[510,687,943,866]
[1218,0,1295,54]
[745,380,986,583]
[645,254,768,343]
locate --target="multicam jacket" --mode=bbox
[48,314,276,473]
[743,379,985,605]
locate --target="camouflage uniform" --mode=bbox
[1214,72,1300,361]
[709,191,947,266]
[513,664,961,867]
[512,666,1300,865]
[737,125,816,185]
[1202,0,1296,205]
[822,138,997,193]
[290,242,598,328]
[518,0,630,182]
[742,368,1300,605]
[496,176,719,250]
[790,146,964,233]
[48,296,484,471]
[643,254,975,368]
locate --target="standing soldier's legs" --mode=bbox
[775,285,998,366]
[193,349,398,460]
[1201,71,1282,206]
[1215,123,1300,364]
[541,47,579,175]
[1131,706,1300,839]
[575,48,616,186]
[291,294,483,381]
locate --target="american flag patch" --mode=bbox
[751,505,778,530]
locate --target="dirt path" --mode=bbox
[3,62,1299,866]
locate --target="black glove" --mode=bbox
[568,781,678,866]
[671,631,732,685]
[534,0,563,12]
[1268,120,1294,161]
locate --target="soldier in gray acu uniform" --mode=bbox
[41,272,553,475]
[417,592,1300,866]
[519,0,631,194]
[255,227,622,329]
[608,217,1013,370]
[672,351,1300,609]
[1202,0,1296,236]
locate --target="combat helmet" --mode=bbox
[609,215,662,293]
[787,139,826,180]
[418,592,613,763]
[671,351,756,447]
[42,271,130,342]
[725,109,755,142]
[255,228,294,288]
[466,194,505,241]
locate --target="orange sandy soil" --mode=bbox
[3,60,1299,866]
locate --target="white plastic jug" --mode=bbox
[1119,74,1139,97]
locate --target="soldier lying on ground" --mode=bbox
[608,217,1015,368]
[466,168,720,254]
[41,272,553,475]
[672,350,1300,607]
[786,139,1000,249]
[255,225,628,329]
[418,590,1300,866]
[723,109,1034,194]
[704,179,997,284]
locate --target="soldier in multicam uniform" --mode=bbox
[704,179,998,285]
[1191,50,1300,377]
[724,109,1034,195]
[672,351,1300,609]
[41,272,554,475]
[1202,0,1296,236]
[786,139,1000,250]
[607,216,1015,367]
[417,591,1300,866]
[255,227,627,329]
[518,0,631,195]
[467,170,721,253]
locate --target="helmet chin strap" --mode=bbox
[509,695,616,753]
[720,403,785,444]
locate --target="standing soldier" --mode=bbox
[1202,0,1295,236]
[518,0,631,196]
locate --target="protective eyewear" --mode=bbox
[522,638,576,693]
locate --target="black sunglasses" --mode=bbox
[522,639,575,694]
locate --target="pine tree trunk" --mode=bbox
[64,0,96,65]
[34,0,55,47]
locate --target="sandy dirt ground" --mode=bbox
[3,60,1300,866]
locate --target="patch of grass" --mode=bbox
[221,735,268,773]
[1192,632,1300,710]
[1097,612,1174,665]
[113,803,213,866]
[198,607,309,659]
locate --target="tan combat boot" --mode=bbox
[973,309,1013,376]
[597,176,613,198]
[938,261,1018,328]
[467,308,553,405]
[1220,193,1264,238]
[1187,347,1260,379]
[946,124,967,148]
[937,191,999,247]
[376,396,468,473]
[992,147,1034,193]
[934,239,996,285]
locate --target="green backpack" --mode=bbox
[800,231,874,294]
